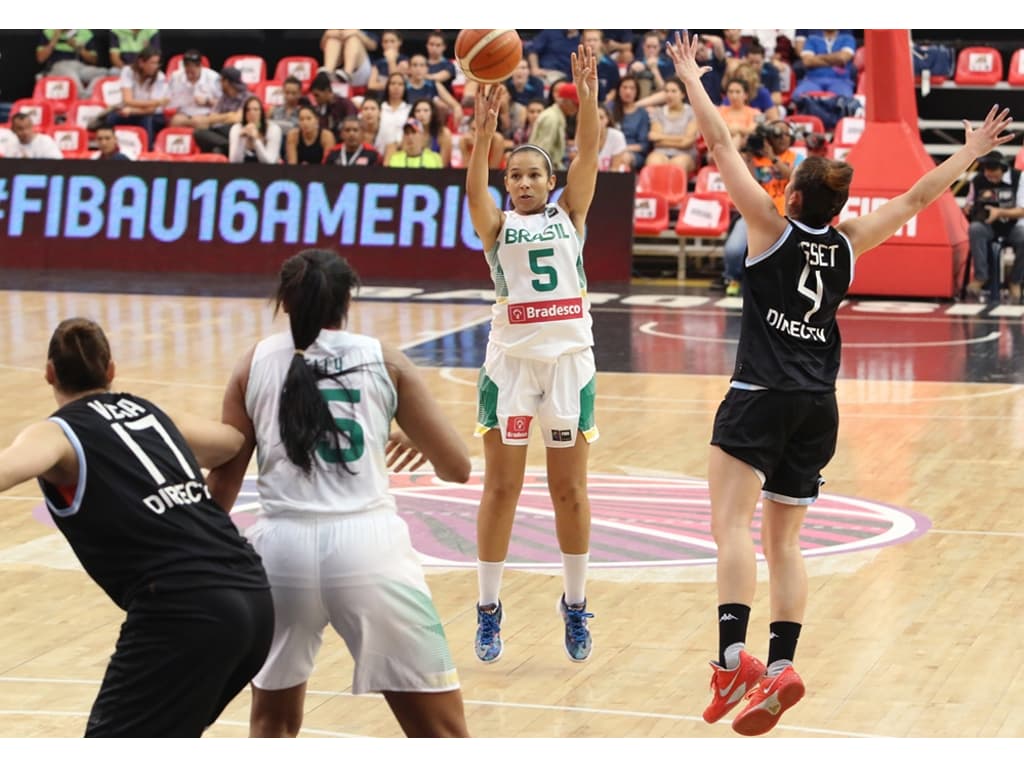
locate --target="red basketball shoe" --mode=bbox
[731,664,805,736]
[702,650,766,724]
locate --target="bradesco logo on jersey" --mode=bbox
[507,297,583,324]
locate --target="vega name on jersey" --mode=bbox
[87,397,212,514]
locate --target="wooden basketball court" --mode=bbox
[1,280,1022,740]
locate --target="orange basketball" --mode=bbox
[455,29,523,84]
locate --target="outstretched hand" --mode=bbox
[963,104,1015,158]
[385,429,428,474]
[473,84,505,137]
[572,42,598,102]
[664,31,711,82]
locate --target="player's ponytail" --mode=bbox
[791,156,854,227]
[47,317,112,393]
[274,249,359,474]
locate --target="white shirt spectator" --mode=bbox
[378,101,412,152]
[119,66,170,109]
[228,121,283,164]
[168,66,222,117]
[598,126,628,171]
[9,133,63,159]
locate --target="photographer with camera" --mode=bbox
[721,120,798,295]
[963,151,1024,301]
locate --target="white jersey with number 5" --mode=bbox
[486,204,593,361]
[245,329,398,518]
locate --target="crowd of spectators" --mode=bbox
[1,28,852,168]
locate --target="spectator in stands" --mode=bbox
[104,46,169,150]
[720,29,751,77]
[168,49,222,128]
[529,81,579,171]
[511,98,545,148]
[609,75,651,168]
[321,29,378,85]
[963,151,1024,302]
[424,31,456,87]
[228,96,282,164]
[602,29,636,67]
[359,96,387,155]
[722,120,799,295]
[93,125,131,160]
[285,104,335,165]
[460,85,511,170]
[630,31,675,101]
[386,118,443,169]
[792,29,856,99]
[324,115,382,166]
[742,29,796,63]
[7,113,62,159]
[744,43,785,115]
[731,63,780,122]
[693,32,728,106]
[379,73,413,156]
[192,66,249,156]
[36,29,111,99]
[596,104,631,172]
[718,77,762,150]
[405,54,463,129]
[109,29,161,69]
[366,30,410,95]
[504,58,546,116]
[645,77,699,173]
[527,29,581,86]
[412,98,454,167]
[268,76,309,139]
[582,30,619,104]
[309,71,358,143]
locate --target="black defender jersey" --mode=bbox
[40,393,268,609]
[732,218,854,392]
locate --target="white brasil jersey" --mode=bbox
[486,204,594,361]
[246,329,398,517]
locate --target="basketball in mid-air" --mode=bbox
[455,29,523,84]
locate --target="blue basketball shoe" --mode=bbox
[557,594,594,662]
[475,602,504,663]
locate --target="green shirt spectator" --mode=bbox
[110,30,161,68]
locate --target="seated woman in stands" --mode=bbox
[644,76,699,173]
[229,95,283,164]
[104,45,169,150]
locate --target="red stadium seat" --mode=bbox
[674,192,732,238]
[92,76,126,108]
[225,54,268,86]
[32,76,78,116]
[154,126,199,156]
[954,46,1003,86]
[633,192,670,236]
[1008,48,1024,86]
[832,117,865,147]
[273,56,319,92]
[113,125,149,160]
[10,99,54,129]
[637,164,688,208]
[47,125,91,158]
[672,191,733,280]
[695,165,727,193]
[66,99,107,131]
[252,80,284,109]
